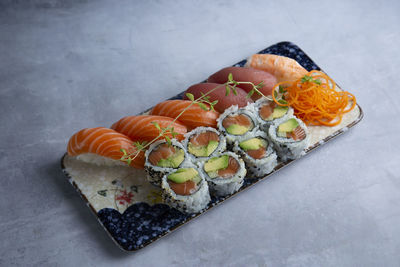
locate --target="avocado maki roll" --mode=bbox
[144,139,188,186]
[161,165,211,214]
[200,151,246,197]
[254,98,294,131]
[268,117,310,161]
[233,130,277,177]
[182,127,226,162]
[217,105,258,147]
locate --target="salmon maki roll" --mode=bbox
[149,100,220,130]
[161,163,211,214]
[111,115,187,141]
[67,127,145,168]
[144,139,189,186]
[233,130,277,177]
[268,117,310,161]
[253,97,294,131]
[208,67,277,99]
[200,151,246,197]
[183,83,253,113]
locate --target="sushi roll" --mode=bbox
[182,127,226,162]
[268,117,310,161]
[144,139,189,186]
[200,152,246,197]
[217,105,258,147]
[233,130,277,177]
[253,98,294,131]
[161,165,211,214]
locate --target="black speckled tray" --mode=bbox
[61,42,363,251]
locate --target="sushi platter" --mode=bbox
[61,42,363,251]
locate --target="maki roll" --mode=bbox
[253,98,294,131]
[200,152,246,197]
[182,127,226,161]
[268,117,310,161]
[217,105,258,147]
[233,130,277,177]
[144,139,188,186]
[161,165,211,214]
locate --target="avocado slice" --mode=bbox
[272,106,289,119]
[239,138,266,151]
[188,140,219,157]
[157,148,185,168]
[168,168,198,183]
[278,118,299,133]
[226,124,249,135]
[204,155,229,173]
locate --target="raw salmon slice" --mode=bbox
[218,157,239,178]
[288,126,306,141]
[259,102,276,120]
[168,180,197,196]
[189,131,219,147]
[111,115,187,141]
[67,127,145,169]
[246,147,266,159]
[150,100,220,130]
[148,143,177,166]
[222,114,253,130]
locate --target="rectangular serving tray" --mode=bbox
[61,41,363,251]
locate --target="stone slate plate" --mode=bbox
[61,41,364,251]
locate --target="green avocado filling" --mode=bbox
[167,168,201,184]
[277,118,299,137]
[188,140,219,157]
[239,138,267,151]
[157,148,185,168]
[226,124,249,135]
[204,155,229,178]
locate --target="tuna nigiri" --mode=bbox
[208,67,277,99]
[67,127,145,168]
[149,100,220,130]
[245,54,308,82]
[111,115,187,141]
[183,83,253,113]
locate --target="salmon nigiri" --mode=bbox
[67,127,145,168]
[149,100,220,130]
[111,115,187,141]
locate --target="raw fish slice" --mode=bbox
[218,157,239,178]
[189,131,219,147]
[208,67,277,99]
[245,54,308,83]
[147,143,177,166]
[183,83,252,112]
[149,100,220,130]
[67,127,145,168]
[111,115,187,141]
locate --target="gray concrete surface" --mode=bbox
[1,0,399,266]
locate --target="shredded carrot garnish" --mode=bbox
[272,70,356,126]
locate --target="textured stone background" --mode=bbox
[1,0,399,266]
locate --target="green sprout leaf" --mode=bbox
[278,99,288,105]
[232,87,238,96]
[246,89,254,98]
[273,90,278,99]
[198,102,209,111]
[228,73,233,82]
[256,81,264,89]
[186,93,194,101]
[279,85,285,94]
[314,79,322,85]
[165,136,171,145]
[120,148,127,155]
[301,75,313,83]
[151,121,161,130]
[225,85,231,96]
